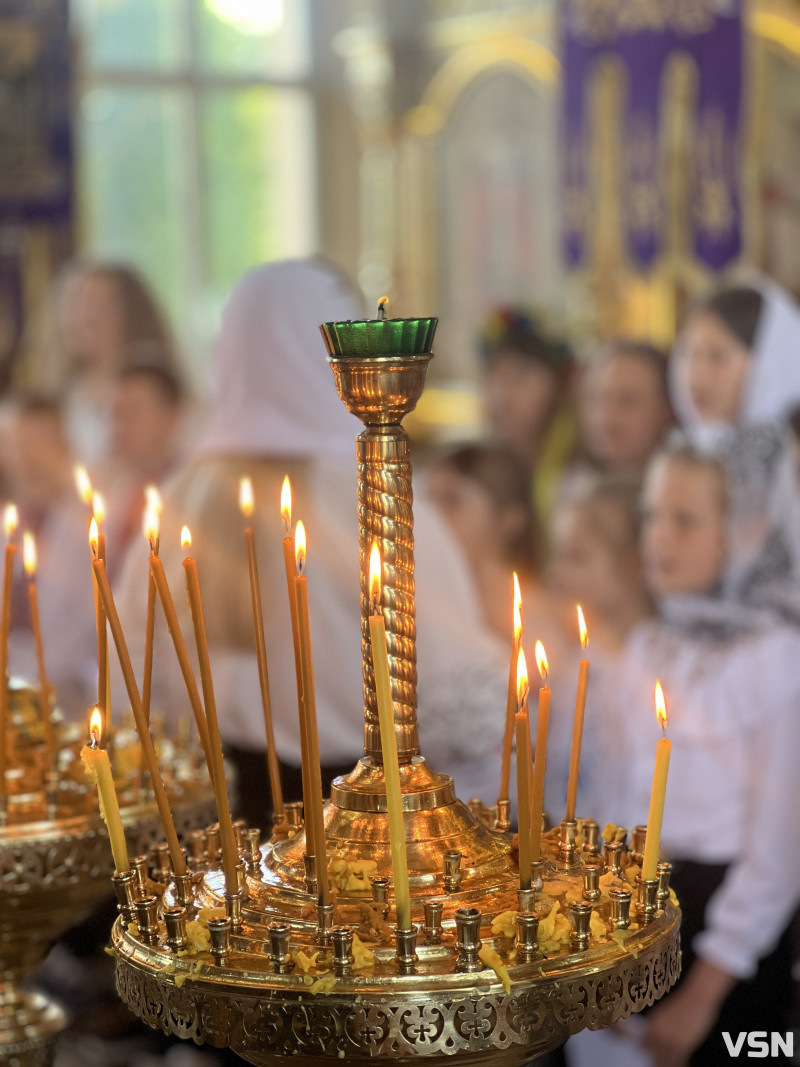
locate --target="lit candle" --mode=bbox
[181,526,239,896]
[499,573,523,804]
[81,707,129,874]
[565,605,589,823]
[515,647,532,890]
[91,492,109,735]
[530,641,550,862]
[0,504,17,816]
[377,295,389,320]
[23,532,54,771]
[239,476,284,823]
[642,681,671,881]
[369,541,411,929]
[293,521,329,906]
[90,523,186,877]
[141,489,161,726]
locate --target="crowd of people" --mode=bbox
[9,256,800,1066]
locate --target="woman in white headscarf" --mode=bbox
[670,279,800,622]
[113,259,506,829]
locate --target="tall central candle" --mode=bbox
[293,522,329,906]
[515,647,532,890]
[0,505,18,818]
[141,491,161,726]
[530,641,550,862]
[369,541,411,930]
[239,476,284,823]
[499,573,523,804]
[23,533,54,771]
[81,707,129,874]
[565,605,589,822]
[91,493,109,735]
[181,526,239,897]
[642,681,671,880]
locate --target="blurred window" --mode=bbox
[74,0,316,371]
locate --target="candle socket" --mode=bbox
[495,798,511,832]
[270,810,289,840]
[556,819,581,871]
[369,876,390,919]
[236,861,248,899]
[393,925,419,975]
[285,800,303,830]
[303,854,318,896]
[604,840,624,879]
[332,926,355,976]
[569,902,592,951]
[151,842,171,884]
[225,891,243,930]
[130,855,149,897]
[657,861,672,910]
[267,921,294,974]
[515,912,539,963]
[112,870,137,924]
[581,819,600,857]
[172,872,194,911]
[442,849,463,892]
[454,907,482,973]
[517,888,535,914]
[636,877,659,924]
[134,895,161,946]
[422,900,444,944]
[208,917,232,964]
[582,862,602,904]
[233,819,246,849]
[609,886,632,929]
[205,825,221,866]
[631,825,647,868]
[187,829,206,870]
[244,828,262,874]
[164,906,188,952]
[315,902,335,946]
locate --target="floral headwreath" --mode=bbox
[479,306,574,375]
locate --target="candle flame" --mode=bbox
[92,492,106,526]
[4,504,18,540]
[512,571,523,639]
[655,680,667,732]
[143,504,160,549]
[535,640,548,682]
[577,604,588,649]
[89,517,99,559]
[295,520,307,574]
[281,476,291,533]
[22,531,36,578]
[239,475,254,518]
[74,466,93,506]
[144,484,162,514]
[516,645,529,707]
[369,540,382,610]
[89,706,102,745]
[181,525,192,552]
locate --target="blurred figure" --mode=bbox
[114,259,506,828]
[479,307,576,524]
[42,262,180,463]
[579,341,673,474]
[2,394,96,719]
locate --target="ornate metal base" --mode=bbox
[0,988,66,1067]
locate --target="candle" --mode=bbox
[91,492,109,735]
[499,573,523,803]
[239,476,284,822]
[0,505,17,815]
[141,492,161,726]
[642,681,671,881]
[81,707,129,874]
[293,521,329,906]
[515,647,532,890]
[181,526,239,897]
[23,533,54,771]
[90,527,186,877]
[369,541,411,929]
[530,641,550,862]
[565,605,589,823]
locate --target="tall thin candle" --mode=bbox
[141,491,161,726]
[181,526,239,897]
[515,647,532,890]
[530,641,550,862]
[0,505,17,818]
[91,492,109,735]
[565,605,589,822]
[369,542,411,929]
[642,681,671,881]
[240,476,284,823]
[499,573,523,804]
[81,707,129,874]
[23,533,54,771]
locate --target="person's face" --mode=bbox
[482,349,560,461]
[641,458,726,596]
[427,466,500,569]
[682,311,751,423]
[61,274,126,369]
[549,503,641,621]
[581,353,672,471]
[110,378,178,474]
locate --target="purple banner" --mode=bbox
[560,1,743,272]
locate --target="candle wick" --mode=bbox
[371,594,380,617]
[89,734,99,750]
